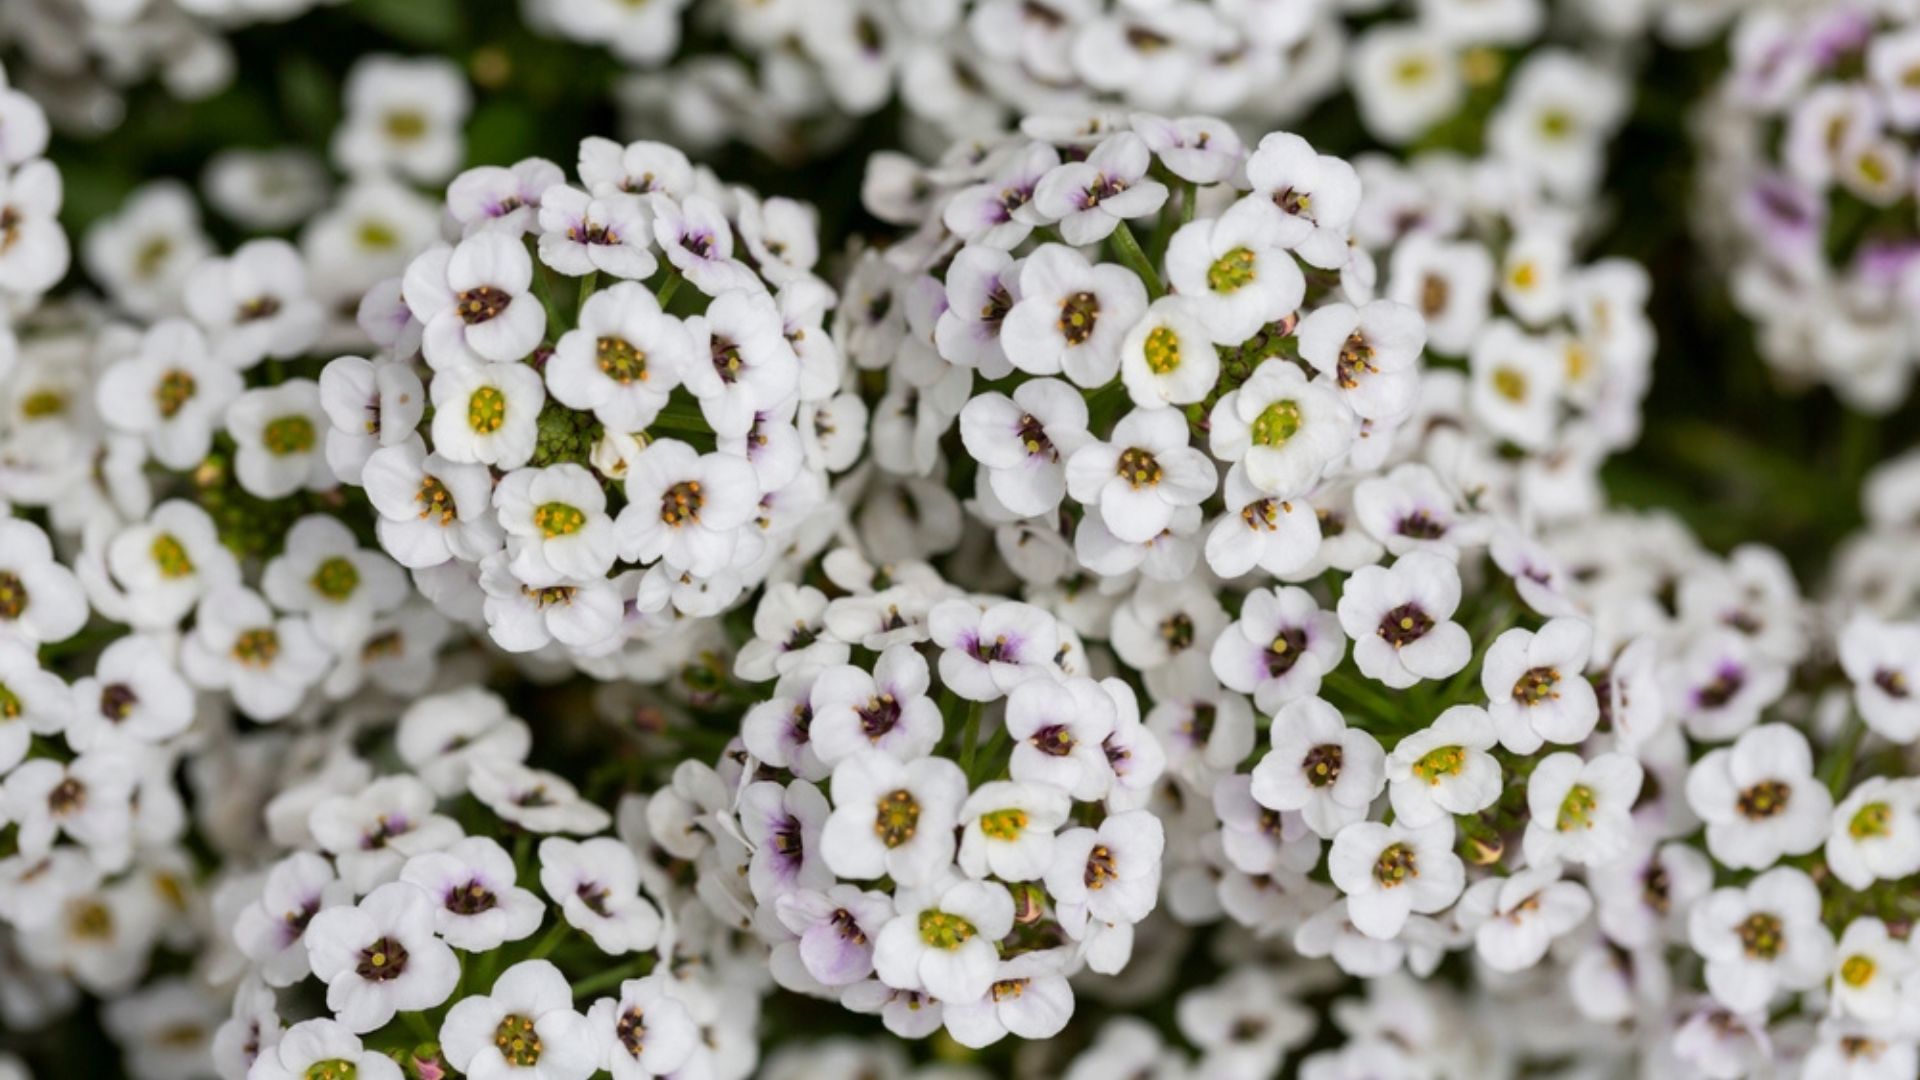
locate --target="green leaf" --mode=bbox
[351,0,461,47]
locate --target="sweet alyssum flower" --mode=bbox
[806,644,943,766]
[1685,722,1833,870]
[1208,359,1357,499]
[536,837,663,955]
[303,880,461,1033]
[1825,776,1920,891]
[1003,675,1118,802]
[64,634,193,752]
[1163,199,1304,346]
[959,377,1091,518]
[94,318,242,470]
[547,281,692,432]
[584,974,700,1080]
[1458,865,1592,974]
[1210,584,1345,713]
[1066,407,1216,545]
[1030,130,1167,247]
[407,233,548,371]
[614,438,760,579]
[1251,697,1386,840]
[247,1018,402,1080]
[1383,704,1502,828]
[309,775,462,894]
[1481,617,1601,753]
[441,960,599,1080]
[1521,750,1643,866]
[181,238,323,370]
[1336,550,1472,689]
[1687,867,1834,1016]
[1327,819,1464,940]
[178,585,330,721]
[873,875,1015,1004]
[430,361,546,470]
[821,750,967,887]
[225,380,334,499]
[1001,243,1148,387]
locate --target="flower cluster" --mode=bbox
[314,133,857,668]
[1699,3,1920,412]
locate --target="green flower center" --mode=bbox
[874,789,920,848]
[0,571,26,620]
[494,1014,542,1067]
[0,682,19,720]
[231,628,281,668]
[1373,842,1417,888]
[469,386,508,433]
[1206,247,1257,293]
[1411,745,1464,784]
[155,369,197,419]
[1557,783,1598,832]
[305,1061,358,1080]
[151,533,195,579]
[1849,801,1891,839]
[1842,953,1877,987]
[1251,399,1302,448]
[597,337,649,384]
[1736,912,1783,960]
[1493,367,1528,403]
[917,909,977,950]
[535,502,587,538]
[310,556,360,601]
[384,110,427,141]
[263,415,315,456]
[978,808,1028,842]
[357,220,398,250]
[1143,325,1181,375]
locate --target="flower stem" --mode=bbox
[956,699,984,776]
[1108,223,1165,299]
[527,917,570,961]
[655,268,684,309]
[576,270,599,322]
[571,956,652,999]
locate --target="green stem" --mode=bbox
[402,1010,435,1044]
[576,270,599,322]
[1108,223,1165,299]
[956,699,984,776]
[969,720,1013,786]
[571,956,652,999]
[655,268,684,309]
[1823,712,1867,799]
[527,917,570,961]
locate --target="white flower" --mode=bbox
[547,282,691,432]
[957,781,1070,882]
[537,837,663,955]
[1352,462,1481,560]
[1351,26,1464,144]
[396,687,532,797]
[1687,867,1834,1015]
[1336,551,1472,689]
[476,555,623,655]
[821,750,967,887]
[398,837,545,954]
[1663,630,1788,741]
[1067,407,1215,545]
[1048,808,1165,965]
[585,975,699,1080]
[65,634,191,753]
[942,949,1075,1048]
[262,515,406,650]
[1327,819,1463,940]
[929,599,1059,702]
[682,288,799,438]
[1003,676,1117,801]
[309,775,463,894]
[1002,243,1148,387]
[737,193,819,287]
[1826,777,1920,891]
[1204,469,1323,580]
[1252,698,1386,840]
[1385,231,1492,356]
[1164,201,1304,345]
[407,234,548,371]
[1686,723,1834,871]
[1242,133,1362,269]
[2,751,136,869]
[651,195,757,296]
[0,639,67,769]
[773,884,894,989]
[1591,841,1713,950]
[1468,319,1565,452]
[1121,296,1220,409]
[1487,52,1625,202]
[233,852,351,988]
[535,185,658,281]
[363,440,504,569]
[178,585,330,721]
[959,378,1092,518]
[873,876,1014,1002]
[1383,704,1501,829]
[494,465,619,585]
[1458,865,1592,974]
[1829,917,1916,1026]
[614,439,759,577]
[317,355,427,486]
[1296,300,1423,422]
[735,583,846,683]
[225,380,334,499]
[304,881,461,1033]
[472,761,611,835]
[943,142,1057,250]
[183,239,322,370]
[1208,359,1356,498]
[430,361,547,470]
[935,246,1022,377]
[577,137,691,201]
[81,181,210,319]
[94,319,242,470]
[807,644,942,766]
[738,778,834,904]
[1210,585,1345,713]
[1482,617,1600,753]
[99,501,237,632]
[1839,615,1920,743]
[441,960,598,1080]
[1521,750,1643,866]
[1132,113,1245,184]
[333,56,469,183]
[1031,132,1168,247]
[247,1019,401,1080]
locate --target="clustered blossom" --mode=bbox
[1699,4,1920,412]
[8,7,1920,1080]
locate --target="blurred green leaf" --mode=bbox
[350,0,461,47]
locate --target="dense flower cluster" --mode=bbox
[1699,3,1920,412]
[5,4,1920,1079]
